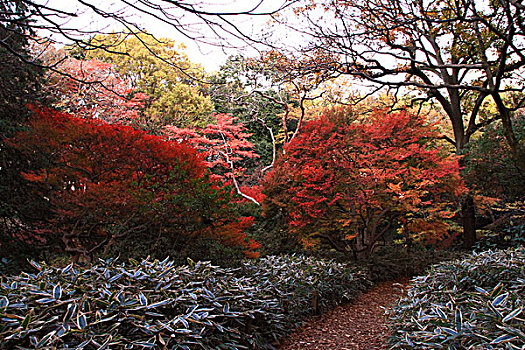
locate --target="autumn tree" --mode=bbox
[263,108,464,259]
[208,52,339,180]
[285,0,524,155]
[164,113,262,204]
[42,52,149,125]
[9,107,260,262]
[1,1,289,265]
[279,0,525,246]
[80,33,213,128]
[209,55,285,175]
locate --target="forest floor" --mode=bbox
[278,279,409,350]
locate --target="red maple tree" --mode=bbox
[44,56,148,125]
[263,108,465,258]
[164,113,262,204]
[10,106,260,261]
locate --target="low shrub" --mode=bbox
[0,255,370,349]
[243,255,371,323]
[250,213,306,257]
[390,247,525,349]
[474,221,525,252]
[0,258,283,349]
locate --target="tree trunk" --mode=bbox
[493,93,525,174]
[457,152,477,249]
[462,195,476,249]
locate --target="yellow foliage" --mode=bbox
[83,32,213,127]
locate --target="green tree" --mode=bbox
[209,55,285,179]
[0,1,47,268]
[463,115,525,201]
[82,33,213,128]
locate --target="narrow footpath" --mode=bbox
[279,280,408,350]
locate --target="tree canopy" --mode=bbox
[81,33,213,128]
[2,0,520,268]
[9,106,260,261]
[263,107,464,258]
[281,0,525,168]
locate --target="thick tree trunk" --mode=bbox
[457,147,477,249]
[492,94,525,173]
[440,93,478,249]
[462,195,476,249]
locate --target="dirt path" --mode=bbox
[278,280,408,350]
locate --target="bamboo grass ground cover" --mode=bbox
[242,255,371,322]
[390,247,525,349]
[0,255,370,349]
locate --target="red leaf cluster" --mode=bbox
[164,114,259,183]
[45,57,148,124]
[263,108,465,258]
[9,106,259,259]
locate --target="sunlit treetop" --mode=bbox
[78,33,214,127]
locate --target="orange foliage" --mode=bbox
[404,219,456,248]
[263,108,465,257]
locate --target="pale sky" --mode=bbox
[40,0,289,72]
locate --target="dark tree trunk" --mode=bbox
[462,195,476,249]
[493,93,525,174]
[457,152,477,249]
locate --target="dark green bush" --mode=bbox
[474,220,525,252]
[243,255,371,322]
[0,255,370,349]
[0,258,283,349]
[463,117,525,201]
[390,247,525,349]
[249,210,306,257]
[363,245,464,282]
[104,235,247,268]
